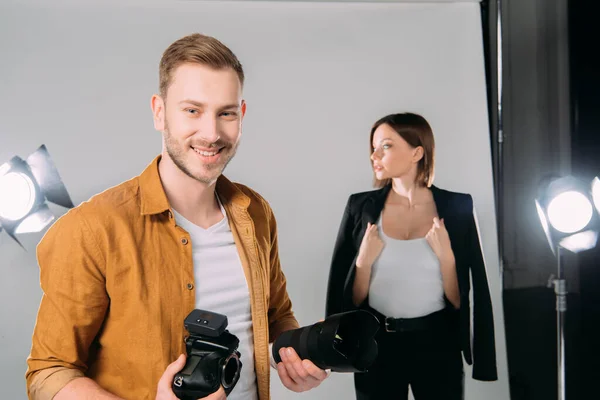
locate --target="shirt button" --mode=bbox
[181,237,188,245]
[187,283,194,290]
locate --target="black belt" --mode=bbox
[381,308,451,333]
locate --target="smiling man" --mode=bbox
[25,33,327,400]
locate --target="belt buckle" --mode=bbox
[384,317,396,332]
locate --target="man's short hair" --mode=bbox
[159,33,244,98]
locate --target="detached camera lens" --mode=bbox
[272,310,380,373]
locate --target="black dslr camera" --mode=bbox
[172,309,243,400]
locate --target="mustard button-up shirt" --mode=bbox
[26,156,299,400]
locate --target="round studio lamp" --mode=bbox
[0,172,37,221]
[547,190,593,234]
[535,175,599,254]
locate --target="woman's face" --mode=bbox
[371,123,423,183]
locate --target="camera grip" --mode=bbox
[172,354,220,399]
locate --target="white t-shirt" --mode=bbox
[173,199,258,400]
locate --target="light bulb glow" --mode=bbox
[0,172,37,221]
[547,191,593,233]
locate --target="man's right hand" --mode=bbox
[156,354,227,400]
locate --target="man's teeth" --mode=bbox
[193,148,218,156]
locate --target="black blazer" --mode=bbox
[325,184,498,381]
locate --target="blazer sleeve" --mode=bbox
[325,195,360,318]
[468,197,498,381]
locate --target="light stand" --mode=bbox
[552,246,566,400]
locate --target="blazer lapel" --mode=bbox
[430,185,449,221]
[362,185,391,225]
[361,185,450,236]
[364,184,452,221]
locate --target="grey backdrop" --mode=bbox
[0,1,509,399]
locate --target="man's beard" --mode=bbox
[163,123,239,185]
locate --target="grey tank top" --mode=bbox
[368,215,446,318]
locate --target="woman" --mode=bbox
[325,113,497,399]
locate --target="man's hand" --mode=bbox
[156,354,226,400]
[276,347,329,392]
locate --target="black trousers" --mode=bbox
[354,310,464,400]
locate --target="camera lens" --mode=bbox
[221,353,241,389]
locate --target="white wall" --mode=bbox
[0,1,509,399]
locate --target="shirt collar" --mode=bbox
[138,155,250,215]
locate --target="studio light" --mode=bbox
[0,145,74,247]
[535,175,600,400]
[535,175,599,254]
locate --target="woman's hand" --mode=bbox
[356,222,385,269]
[426,217,460,309]
[425,217,454,265]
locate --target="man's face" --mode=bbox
[152,63,246,185]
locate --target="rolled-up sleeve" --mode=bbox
[26,207,109,399]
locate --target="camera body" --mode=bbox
[172,310,243,400]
